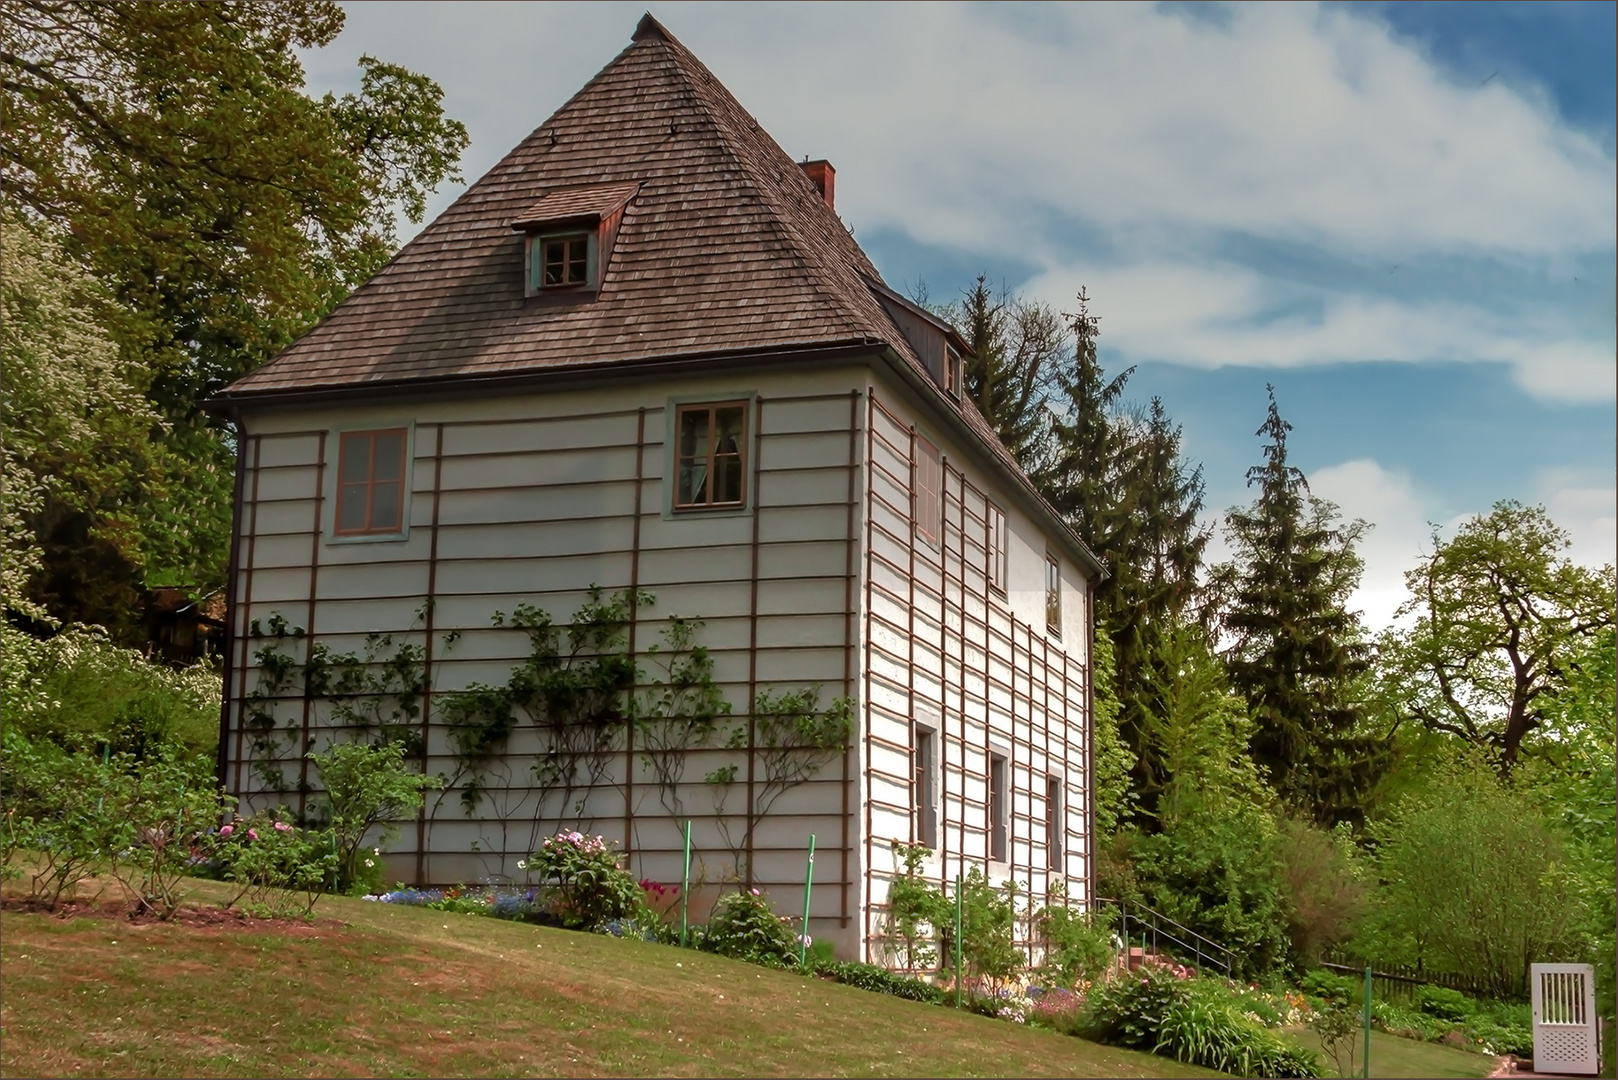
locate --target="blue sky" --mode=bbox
[301,1,1615,628]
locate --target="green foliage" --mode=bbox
[307,741,440,893]
[106,750,230,918]
[1214,387,1382,826]
[634,616,731,817]
[1081,966,1323,1078]
[1299,968,1355,1006]
[949,866,1023,987]
[1089,633,1137,838]
[440,587,645,815]
[1383,500,1615,773]
[526,831,646,931]
[2,1,467,606]
[1,733,132,904]
[216,811,339,918]
[1363,754,1584,998]
[1034,885,1116,990]
[0,622,221,760]
[825,960,947,1004]
[1412,985,1475,1022]
[700,888,801,967]
[0,212,164,627]
[884,842,948,971]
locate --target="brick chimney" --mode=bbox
[800,159,835,210]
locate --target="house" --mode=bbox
[209,14,1104,964]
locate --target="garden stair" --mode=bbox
[1097,897,1237,978]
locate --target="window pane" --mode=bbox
[714,406,744,453]
[372,431,404,482]
[713,454,742,503]
[338,483,369,532]
[1046,556,1061,631]
[678,462,707,506]
[543,241,564,285]
[679,408,710,459]
[370,482,401,531]
[338,434,371,485]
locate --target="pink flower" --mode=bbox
[247,828,259,841]
[273,821,292,832]
[219,825,234,837]
[750,888,760,896]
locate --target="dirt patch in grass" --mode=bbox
[0,895,342,934]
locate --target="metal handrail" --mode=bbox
[1096,896,1236,977]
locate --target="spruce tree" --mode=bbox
[1216,387,1383,825]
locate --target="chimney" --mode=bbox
[801,159,835,210]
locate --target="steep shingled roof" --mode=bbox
[220,15,918,397]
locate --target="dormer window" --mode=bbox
[945,345,963,399]
[512,180,640,299]
[532,232,594,290]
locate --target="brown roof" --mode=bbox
[510,181,642,230]
[220,15,915,397]
[216,15,1104,578]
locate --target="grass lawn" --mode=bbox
[0,878,1220,1079]
[1283,1025,1497,1079]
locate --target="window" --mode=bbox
[987,502,1007,593]
[674,402,747,509]
[335,428,408,536]
[528,231,595,292]
[945,345,963,399]
[988,751,1009,863]
[914,435,941,547]
[1045,554,1062,636]
[915,727,938,849]
[1046,776,1063,870]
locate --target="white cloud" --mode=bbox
[1305,459,1435,631]
[1534,468,1618,570]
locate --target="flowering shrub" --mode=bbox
[527,831,647,930]
[701,887,800,966]
[1035,895,1116,989]
[215,811,337,918]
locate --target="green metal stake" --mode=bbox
[954,871,964,1009]
[680,819,692,948]
[1363,965,1373,1079]
[799,834,816,968]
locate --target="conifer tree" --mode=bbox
[1215,387,1384,825]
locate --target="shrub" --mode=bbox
[701,887,800,966]
[1082,967,1324,1079]
[1413,984,1475,1022]
[306,741,441,893]
[827,960,945,1003]
[944,866,1023,988]
[1300,968,1355,1005]
[216,811,338,918]
[1276,817,1367,966]
[2,732,132,904]
[1306,1001,1361,1078]
[107,749,230,918]
[1035,888,1115,989]
[1,623,220,760]
[526,831,645,930]
[884,842,946,971]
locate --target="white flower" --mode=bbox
[517,860,527,869]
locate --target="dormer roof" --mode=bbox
[510,181,642,232]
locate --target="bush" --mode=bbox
[306,741,441,893]
[826,960,945,1004]
[946,866,1023,987]
[1082,966,1325,1079]
[1035,891,1115,989]
[701,887,800,967]
[1413,984,1475,1022]
[107,749,230,918]
[2,733,131,903]
[1,623,220,760]
[1300,968,1356,1006]
[526,831,646,931]
[216,811,338,918]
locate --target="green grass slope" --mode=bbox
[0,884,1218,1079]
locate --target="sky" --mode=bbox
[299,1,1616,630]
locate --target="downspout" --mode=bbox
[214,407,248,793]
[1085,581,1097,912]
